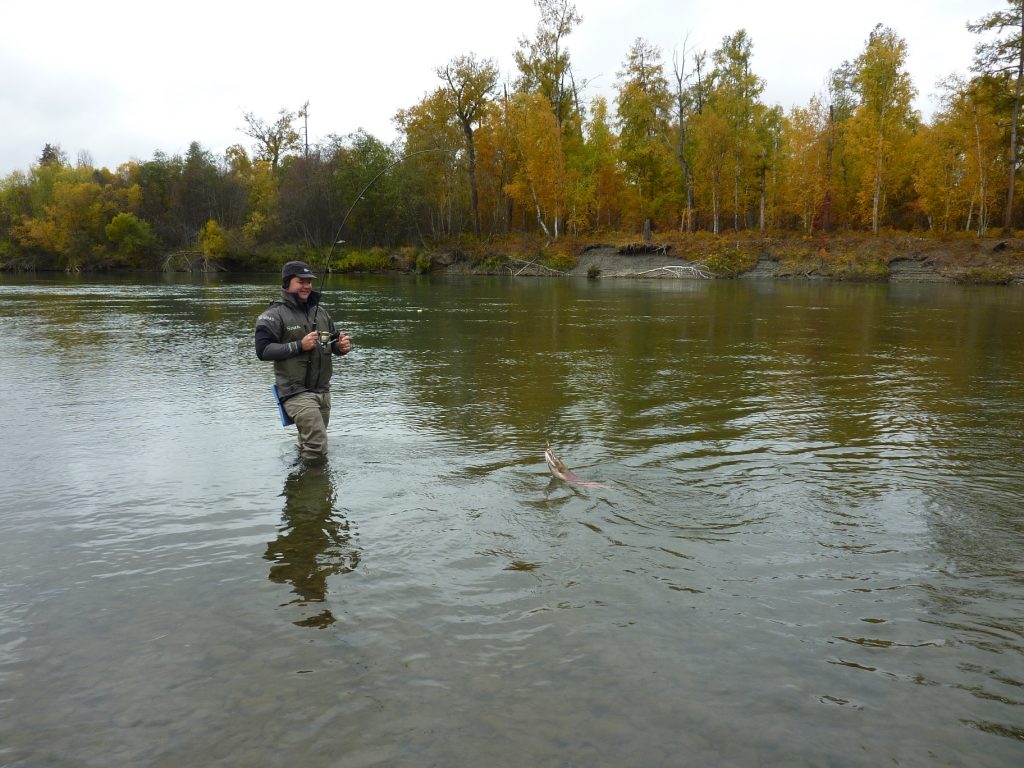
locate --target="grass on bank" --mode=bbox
[4,228,1022,283]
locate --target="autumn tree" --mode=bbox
[779,96,830,233]
[848,25,918,234]
[690,108,731,233]
[969,0,1024,230]
[583,96,623,229]
[706,30,766,231]
[914,77,1005,234]
[514,0,584,131]
[753,103,784,232]
[505,92,567,239]
[395,89,465,240]
[616,38,675,232]
[11,164,144,270]
[438,53,500,237]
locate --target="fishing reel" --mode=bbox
[317,330,339,352]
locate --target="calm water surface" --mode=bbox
[0,275,1022,767]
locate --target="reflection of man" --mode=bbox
[255,261,352,462]
[264,462,360,628]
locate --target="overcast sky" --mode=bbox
[0,0,988,176]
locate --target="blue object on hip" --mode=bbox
[272,384,295,427]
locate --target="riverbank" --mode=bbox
[439,234,1024,284]
[5,234,1023,285]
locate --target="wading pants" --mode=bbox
[283,391,331,460]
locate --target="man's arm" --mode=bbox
[255,325,306,360]
[255,309,304,361]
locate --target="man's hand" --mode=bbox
[335,333,352,355]
[300,331,319,352]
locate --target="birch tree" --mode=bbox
[616,38,674,231]
[969,0,1024,230]
[849,25,917,234]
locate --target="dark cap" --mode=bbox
[282,260,317,286]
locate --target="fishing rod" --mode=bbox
[274,147,454,425]
[309,146,454,348]
[317,146,454,288]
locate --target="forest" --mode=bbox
[1,0,1023,275]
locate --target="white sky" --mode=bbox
[0,0,988,176]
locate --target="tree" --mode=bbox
[505,92,567,239]
[969,0,1024,230]
[849,25,917,234]
[438,54,500,237]
[105,212,157,265]
[691,108,731,233]
[671,40,698,231]
[514,0,583,129]
[240,108,301,171]
[583,96,623,229]
[39,143,68,167]
[616,38,675,231]
[916,76,1007,234]
[780,97,830,233]
[708,30,766,231]
[753,103,784,232]
[174,142,221,245]
[395,90,465,240]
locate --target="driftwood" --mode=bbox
[602,263,713,280]
[617,242,672,255]
[505,256,567,277]
[163,250,226,273]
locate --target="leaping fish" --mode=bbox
[544,444,610,489]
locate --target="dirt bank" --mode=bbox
[443,236,1024,284]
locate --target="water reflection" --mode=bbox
[264,461,360,628]
[2,276,1023,766]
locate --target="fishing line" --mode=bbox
[314,147,454,297]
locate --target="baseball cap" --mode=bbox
[282,261,317,285]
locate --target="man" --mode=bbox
[255,261,352,461]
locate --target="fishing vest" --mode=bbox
[261,290,335,399]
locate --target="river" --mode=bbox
[0,274,1021,767]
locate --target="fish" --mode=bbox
[544,444,610,489]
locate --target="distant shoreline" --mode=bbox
[5,236,1024,285]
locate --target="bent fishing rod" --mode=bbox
[316,146,454,288]
[309,146,453,341]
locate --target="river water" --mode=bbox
[0,274,1022,767]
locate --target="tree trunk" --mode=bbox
[974,105,988,236]
[1005,11,1024,232]
[733,153,741,231]
[464,124,481,238]
[872,141,883,235]
[823,105,834,233]
[530,185,551,239]
[759,162,767,234]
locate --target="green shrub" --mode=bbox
[545,250,577,272]
[702,245,758,277]
[334,247,390,273]
[954,266,1013,284]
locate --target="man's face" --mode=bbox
[287,276,313,300]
